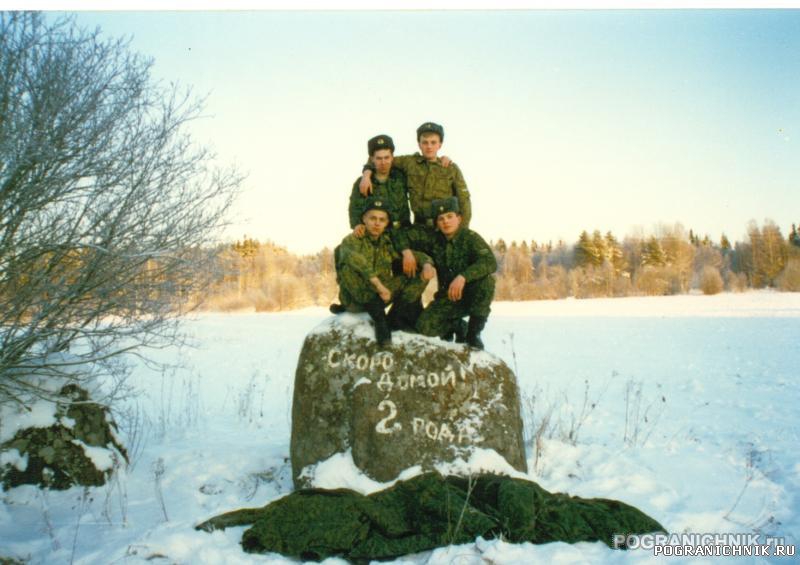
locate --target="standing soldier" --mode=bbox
[411,197,496,350]
[359,122,471,278]
[332,197,434,345]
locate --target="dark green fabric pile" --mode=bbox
[197,472,665,562]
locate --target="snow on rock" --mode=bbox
[0,398,58,444]
[71,440,116,472]
[0,449,28,472]
[433,446,529,479]
[299,449,424,495]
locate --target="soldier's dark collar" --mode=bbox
[375,168,403,184]
[439,226,465,243]
[368,232,389,245]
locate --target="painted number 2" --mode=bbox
[375,400,402,434]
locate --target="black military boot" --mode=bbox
[453,318,468,343]
[442,318,468,343]
[365,299,392,346]
[465,316,488,350]
[386,302,403,331]
[329,303,346,314]
[389,299,423,332]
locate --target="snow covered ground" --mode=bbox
[2,291,799,564]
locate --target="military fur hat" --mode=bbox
[416,122,444,141]
[431,196,459,218]
[368,134,395,156]
[362,196,392,220]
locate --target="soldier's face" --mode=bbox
[436,211,461,238]
[418,133,442,161]
[363,210,390,238]
[371,149,393,176]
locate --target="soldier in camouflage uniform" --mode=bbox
[359,122,471,279]
[410,197,496,350]
[333,198,434,345]
[348,134,412,253]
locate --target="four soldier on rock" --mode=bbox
[332,122,496,350]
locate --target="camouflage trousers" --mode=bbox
[416,275,495,338]
[338,263,428,309]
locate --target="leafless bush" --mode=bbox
[700,266,724,295]
[520,376,608,473]
[520,390,556,474]
[152,457,168,522]
[634,266,671,296]
[0,13,242,407]
[726,271,749,293]
[623,379,667,447]
[777,258,800,291]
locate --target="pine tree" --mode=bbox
[591,230,607,266]
[574,231,596,267]
[790,224,800,247]
[641,237,666,267]
[747,220,788,287]
[605,231,627,274]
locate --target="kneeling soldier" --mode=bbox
[334,198,434,346]
[412,197,496,349]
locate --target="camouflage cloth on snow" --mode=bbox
[197,472,666,562]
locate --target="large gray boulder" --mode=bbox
[290,314,527,486]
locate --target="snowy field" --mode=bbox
[2,291,799,564]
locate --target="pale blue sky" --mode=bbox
[69,10,799,253]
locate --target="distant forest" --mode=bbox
[201,220,800,312]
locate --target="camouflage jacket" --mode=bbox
[348,168,411,251]
[337,232,430,281]
[409,227,496,289]
[367,153,471,228]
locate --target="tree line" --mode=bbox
[203,220,800,312]
[1,12,795,413]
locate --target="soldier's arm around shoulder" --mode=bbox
[450,162,471,228]
[461,230,497,282]
[389,154,414,173]
[348,178,365,229]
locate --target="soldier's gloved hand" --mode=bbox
[421,263,436,282]
[440,155,452,168]
[353,224,366,238]
[402,249,417,277]
[359,171,373,196]
[448,275,466,301]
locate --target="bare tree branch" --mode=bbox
[0,12,243,407]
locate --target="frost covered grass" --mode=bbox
[1,291,799,563]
